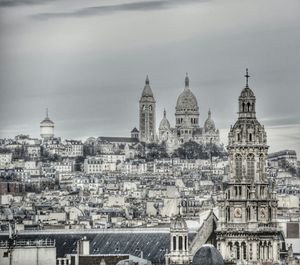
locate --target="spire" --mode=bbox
[46,108,49,118]
[177,202,181,216]
[145,75,150,85]
[208,108,211,118]
[163,108,166,118]
[245,68,250,87]
[185,72,189,88]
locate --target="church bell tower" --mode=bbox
[216,69,281,265]
[139,75,156,143]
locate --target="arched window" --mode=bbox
[235,242,240,260]
[179,236,183,251]
[184,236,187,251]
[173,236,176,251]
[247,154,255,180]
[227,207,231,222]
[247,102,251,112]
[249,133,252,141]
[242,102,245,112]
[235,154,242,179]
[242,242,247,260]
[259,154,264,180]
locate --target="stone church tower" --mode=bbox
[216,69,281,265]
[139,75,156,143]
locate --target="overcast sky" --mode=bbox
[0,0,299,154]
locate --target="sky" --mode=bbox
[0,0,299,155]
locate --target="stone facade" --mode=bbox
[139,76,156,143]
[216,70,282,265]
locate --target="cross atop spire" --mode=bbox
[185,72,189,88]
[177,202,181,216]
[163,108,166,118]
[245,68,250,87]
[145,75,150,85]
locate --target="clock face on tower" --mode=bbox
[234,208,242,218]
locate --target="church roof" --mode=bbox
[0,231,196,264]
[140,75,155,99]
[97,137,139,143]
[131,127,139,133]
[192,244,224,265]
[176,74,199,112]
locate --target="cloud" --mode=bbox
[32,0,209,20]
[0,0,56,7]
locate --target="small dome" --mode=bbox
[40,116,54,126]
[176,74,199,112]
[40,109,54,126]
[170,215,187,231]
[204,110,216,133]
[239,86,255,99]
[192,244,224,265]
[159,109,171,130]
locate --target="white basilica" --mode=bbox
[138,74,220,152]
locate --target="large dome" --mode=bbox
[192,244,224,265]
[176,74,199,112]
[204,110,216,133]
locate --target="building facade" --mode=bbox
[216,70,282,265]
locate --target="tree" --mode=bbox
[145,142,169,161]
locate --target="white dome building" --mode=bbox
[40,109,54,140]
[157,74,220,152]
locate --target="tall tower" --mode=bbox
[40,108,54,140]
[139,75,156,143]
[216,69,281,265]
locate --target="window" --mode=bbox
[235,154,242,179]
[259,154,264,180]
[173,236,176,250]
[179,236,183,251]
[249,133,252,141]
[247,154,255,180]
[247,102,251,112]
